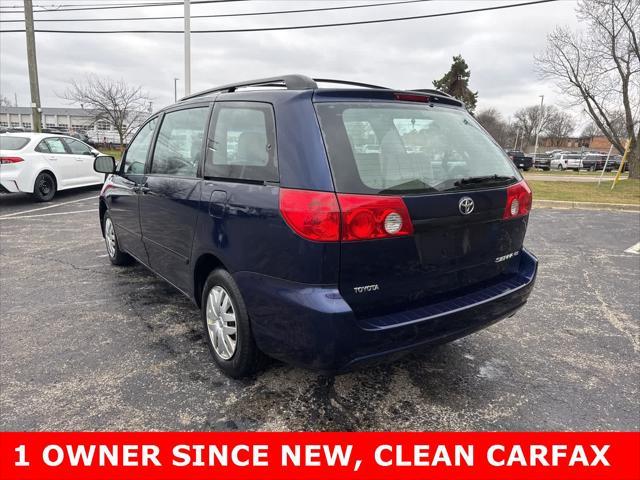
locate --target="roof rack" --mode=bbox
[181,74,317,101]
[313,78,390,89]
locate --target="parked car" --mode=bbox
[504,149,533,171]
[69,130,95,147]
[550,152,583,171]
[94,74,538,377]
[533,154,552,171]
[0,132,104,201]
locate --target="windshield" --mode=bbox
[0,136,30,151]
[315,102,519,194]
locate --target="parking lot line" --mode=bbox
[0,195,98,219]
[624,242,640,254]
[0,209,96,220]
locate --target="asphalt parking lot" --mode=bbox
[1,188,639,431]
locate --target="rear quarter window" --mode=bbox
[0,136,30,150]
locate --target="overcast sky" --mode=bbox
[0,0,585,125]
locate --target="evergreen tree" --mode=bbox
[433,55,478,113]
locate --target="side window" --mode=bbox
[63,138,92,155]
[35,141,50,153]
[122,118,157,175]
[150,107,209,177]
[204,102,278,182]
[44,138,67,154]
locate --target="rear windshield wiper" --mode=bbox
[453,175,516,187]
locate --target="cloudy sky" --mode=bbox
[0,0,584,124]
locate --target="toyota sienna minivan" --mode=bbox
[94,75,538,377]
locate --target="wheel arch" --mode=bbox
[33,169,58,192]
[99,199,107,236]
[193,252,228,308]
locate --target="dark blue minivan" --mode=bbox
[94,75,537,377]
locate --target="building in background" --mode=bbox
[0,106,138,145]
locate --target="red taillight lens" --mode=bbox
[0,156,24,164]
[279,189,414,242]
[394,93,430,103]
[503,181,532,219]
[279,189,340,242]
[338,193,413,241]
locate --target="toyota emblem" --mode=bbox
[458,196,474,215]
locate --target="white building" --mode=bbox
[0,106,141,145]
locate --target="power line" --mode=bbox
[0,0,247,14]
[0,0,430,23]
[0,0,558,33]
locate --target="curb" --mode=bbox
[533,199,640,212]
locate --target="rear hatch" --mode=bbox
[314,96,531,317]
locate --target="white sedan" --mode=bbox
[0,132,106,202]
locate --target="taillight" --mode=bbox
[0,156,24,164]
[394,93,430,103]
[503,181,532,219]
[279,189,414,242]
[279,189,340,242]
[337,193,413,241]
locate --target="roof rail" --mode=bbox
[180,74,317,101]
[313,78,390,89]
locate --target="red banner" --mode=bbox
[1,432,639,480]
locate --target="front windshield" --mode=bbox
[315,102,519,194]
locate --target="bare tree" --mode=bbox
[535,0,640,178]
[476,108,511,146]
[513,104,555,150]
[544,106,576,144]
[62,74,151,148]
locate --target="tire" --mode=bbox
[103,212,133,266]
[543,167,550,171]
[201,269,267,378]
[32,172,56,202]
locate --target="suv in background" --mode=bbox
[94,75,538,377]
[550,152,582,171]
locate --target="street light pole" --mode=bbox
[184,0,191,96]
[174,77,179,102]
[533,94,544,163]
[24,0,42,133]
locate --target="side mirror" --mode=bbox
[94,155,116,174]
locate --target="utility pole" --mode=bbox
[24,0,42,132]
[184,0,191,96]
[174,77,179,102]
[533,94,544,162]
[513,127,520,150]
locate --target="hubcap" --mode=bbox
[105,218,116,258]
[206,286,237,360]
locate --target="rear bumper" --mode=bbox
[235,248,538,372]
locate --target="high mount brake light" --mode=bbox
[279,189,413,242]
[503,181,532,219]
[394,93,430,103]
[0,156,24,164]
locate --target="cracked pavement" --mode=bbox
[1,187,639,431]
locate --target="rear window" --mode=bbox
[0,136,29,151]
[315,103,518,194]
